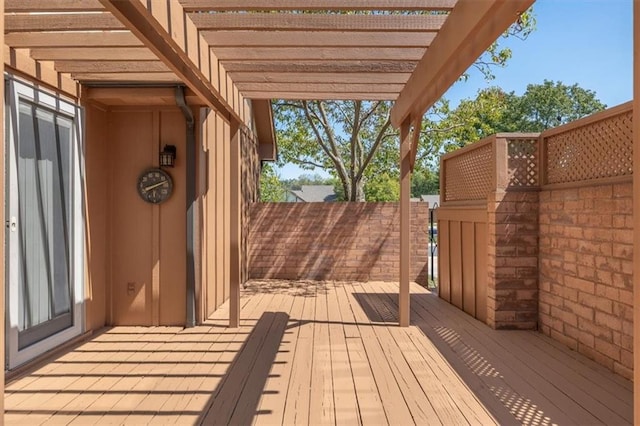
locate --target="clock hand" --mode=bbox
[143,180,167,192]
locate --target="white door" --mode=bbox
[5,77,85,369]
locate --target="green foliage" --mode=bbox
[364,173,400,202]
[411,169,440,197]
[259,163,286,202]
[281,173,332,190]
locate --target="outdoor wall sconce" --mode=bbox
[160,144,177,167]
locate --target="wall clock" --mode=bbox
[137,168,173,204]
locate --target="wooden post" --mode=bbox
[633,0,639,421]
[399,119,412,327]
[229,124,241,328]
[0,1,5,418]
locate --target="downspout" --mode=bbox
[175,86,196,328]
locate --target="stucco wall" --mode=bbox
[539,182,633,380]
[249,202,430,284]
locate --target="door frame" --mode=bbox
[5,76,85,370]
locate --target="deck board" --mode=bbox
[4,280,633,425]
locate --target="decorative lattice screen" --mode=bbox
[544,110,633,185]
[507,138,539,187]
[444,143,493,202]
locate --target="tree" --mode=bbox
[260,163,286,202]
[273,9,537,201]
[501,80,607,132]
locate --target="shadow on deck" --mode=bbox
[4,280,632,425]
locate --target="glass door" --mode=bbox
[5,77,84,369]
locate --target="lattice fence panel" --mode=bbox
[508,139,539,187]
[444,143,493,202]
[545,111,632,185]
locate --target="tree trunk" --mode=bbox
[348,177,365,201]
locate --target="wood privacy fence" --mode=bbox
[439,102,633,334]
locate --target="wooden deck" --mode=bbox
[5,280,632,425]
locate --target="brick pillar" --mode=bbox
[487,190,539,329]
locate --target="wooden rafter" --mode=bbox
[73,72,181,82]
[213,47,426,62]
[30,47,158,61]
[228,72,411,84]
[189,13,446,32]
[54,60,170,73]
[5,0,104,12]
[180,0,457,12]
[5,13,124,32]
[222,61,417,73]
[390,0,535,127]
[5,32,143,48]
[235,82,403,93]
[203,31,436,48]
[242,91,395,101]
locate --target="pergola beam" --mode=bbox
[99,0,239,123]
[190,13,446,32]
[54,60,170,74]
[5,13,124,32]
[180,0,457,12]
[5,32,143,48]
[203,31,436,48]
[243,92,396,101]
[229,72,411,84]
[5,0,104,12]
[390,0,535,127]
[223,61,417,73]
[213,47,425,62]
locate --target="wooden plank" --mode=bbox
[354,284,440,424]
[190,13,447,32]
[72,73,181,83]
[253,292,306,425]
[399,120,412,327]
[223,60,417,73]
[308,284,336,424]
[439,220,451,302]
[282,284,316,425]
[4,46,78,97]
[474,222,488,323]
[391,0,535,127]
[5,13,124,32]
[243,92,397,101]
[341,282,414,424]
[203,30,436,48]
[56,60,170,73]
[5,32,142,48]
[100,0,240,123]
[214,47,425,61]
[30,47,158,61]
[408,287,607,425]
[325,284,360,425]
[229,71,411,84]
[449,220,463,309]
[237,82,403,94]
[181,0,457,11]
[461,221,476,317]
[6,0,104,12]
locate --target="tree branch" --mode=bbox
[356,113,393,182]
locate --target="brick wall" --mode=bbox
[538,182,633,380]
[487,190,539,329]
[249,202,430,284]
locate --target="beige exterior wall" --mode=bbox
[249,202,430,284]
[198,109,260,321]
[539,182,633,380]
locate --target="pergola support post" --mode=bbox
[633,0,639,421]
[399,119,412,327]
[229,124,242,328]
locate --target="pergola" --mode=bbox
[5,0,640,421]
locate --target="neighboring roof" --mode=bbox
[420,194,440,207]
[290,185,338,202]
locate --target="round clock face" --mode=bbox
[137,168,173,204]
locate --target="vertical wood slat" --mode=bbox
[399,120,412,327]
[1,1,5,415]
[475,222,488,323]
[461,222,475,317]
[449,220,462,309]
[229,123,241,327]
[632,0,640,421]
[439,220,450,302]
